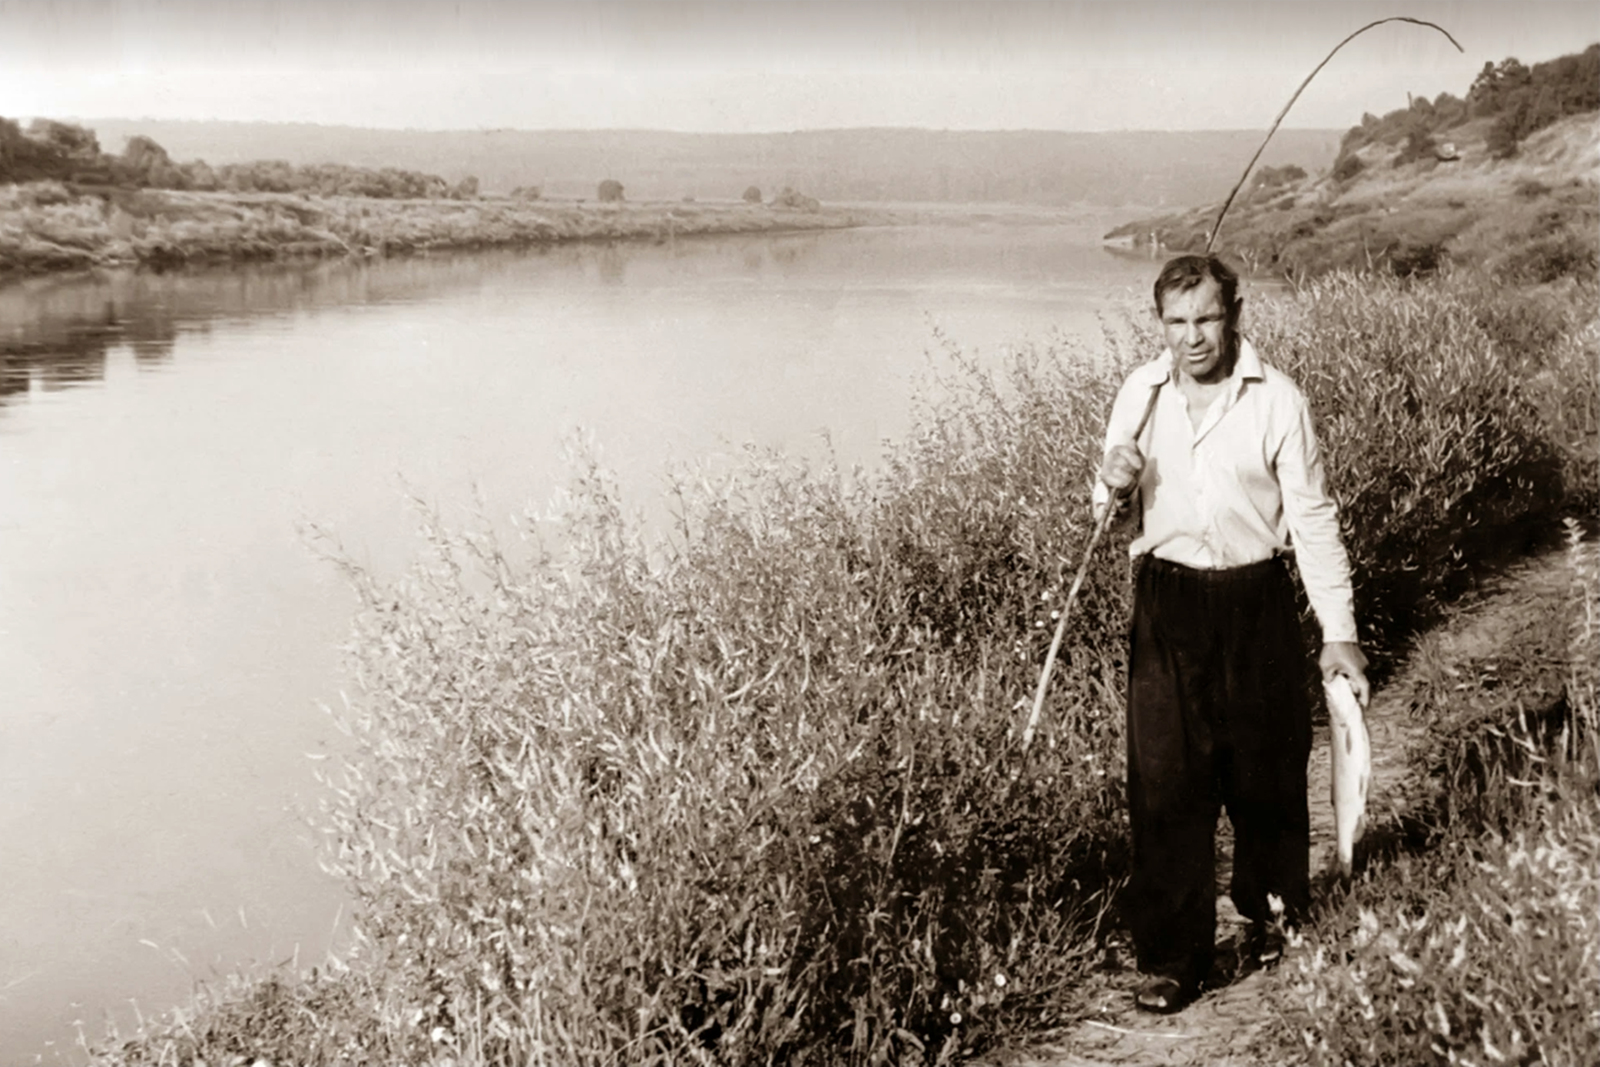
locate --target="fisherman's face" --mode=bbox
[1159,279,1234,385]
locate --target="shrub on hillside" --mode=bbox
[118,135,186,188]
[1393,129,1439,168]
[743,185,762,203]
[1476,186,1600,288]
[1253,164,1306,189]
[1501,228,1600,285]
[182,160,219,191]
[26,118,100,161]
[1,116,71,182]
[1428,91,1470,129]
[1330,152,1365,183]
[1472,46,1600,155]
[1486,105,1530,159]
[597,178,625,202]
[1385,242,1446,278]
[1469,57,1534,118]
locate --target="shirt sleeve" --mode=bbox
[1277,390,1359,644]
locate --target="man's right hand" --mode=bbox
[1099,444,1144,493]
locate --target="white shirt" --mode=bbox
[1096,338,1359,644]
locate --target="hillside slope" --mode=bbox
[1106,111,1597,281]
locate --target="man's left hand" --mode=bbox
[1320,642,1370,707]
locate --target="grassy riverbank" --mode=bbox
[81,261,1596,1065]
[0,184,884,278]
[1282,528,1598,1067]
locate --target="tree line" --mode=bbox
[1,118,481,199]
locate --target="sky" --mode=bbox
[1,0,1595,132]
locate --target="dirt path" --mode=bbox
[979,545,1576,1067]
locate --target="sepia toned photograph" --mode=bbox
[1,1,1595,1062]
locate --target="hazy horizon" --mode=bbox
[3,1,1594,135]
[62,116,1358,135]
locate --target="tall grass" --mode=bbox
[90,269,1596,1065]
[308,334,1142,1066]
[1288,522,1599,1067]
[1260,271,1593,667]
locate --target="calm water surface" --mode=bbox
[0,218,1161,1058]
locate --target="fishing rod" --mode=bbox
[1206,17,1464,254]
[1022,16,1464,752]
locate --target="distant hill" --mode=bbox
[74,121,1341,208]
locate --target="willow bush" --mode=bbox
[314,330,1144,1066]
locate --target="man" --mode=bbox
[1095,254,1368,1014]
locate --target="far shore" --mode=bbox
[0,184,904,283]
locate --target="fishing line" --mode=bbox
[1022,16,1464,752]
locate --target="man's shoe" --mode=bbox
[1242,922,1286,969]
[1134,975,1197,1014]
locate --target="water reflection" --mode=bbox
[1,220,1150,419]
[595,244,627,285]
[0,258,491,409]
[0,237,872,411]
[0,280,170,400]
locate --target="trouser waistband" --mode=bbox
[1138,554,1287,586]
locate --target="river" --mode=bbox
[0,212,1164,1059]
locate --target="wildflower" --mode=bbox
[1389,951,1422,976]
[994,973,1007,988]
[1353,907,1380,949]
[1482,1024,1507,1062]
[950,1012,963,1025]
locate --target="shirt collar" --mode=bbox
[1152,335,1265,389]
[1235,337,1265,383]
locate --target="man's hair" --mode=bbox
[1153,254,1242,319]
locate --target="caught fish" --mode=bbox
[1326,674,1370,877]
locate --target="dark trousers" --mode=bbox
[1123,555,1312,987]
